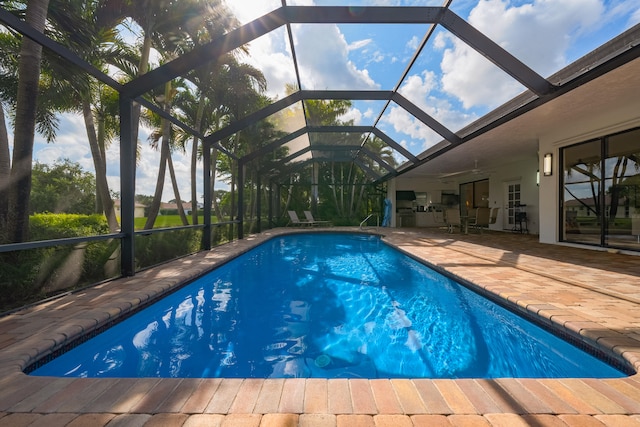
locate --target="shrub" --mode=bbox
[0,214,115,313]
[135,229,202,270]
[30,213,110,240]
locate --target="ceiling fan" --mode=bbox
[438,159,485,179]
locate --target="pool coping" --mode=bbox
[2,227,640,423]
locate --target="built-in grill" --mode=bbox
[396,207,415,227]
[396,191,416,227]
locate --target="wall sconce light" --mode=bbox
[543,153,553,176]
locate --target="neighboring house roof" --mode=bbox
[113,200,147,208]
[159,202,194,210]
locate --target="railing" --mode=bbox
[0,220,242,307]
[360,213,379,230]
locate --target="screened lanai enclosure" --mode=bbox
[1,0,639,311]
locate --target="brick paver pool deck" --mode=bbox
[2,227,640,426]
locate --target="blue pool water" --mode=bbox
[30,233,627,379]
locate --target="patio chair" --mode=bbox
[445,209,461,233]
[469,207,491,232]
[632,214,640,243]
[304,210,332,227]
[287,210,311,226]
[489,207,499,225]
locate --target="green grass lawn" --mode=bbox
[134,215,208,229]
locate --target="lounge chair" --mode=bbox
[287,210,311,226]
[304,211,331,227]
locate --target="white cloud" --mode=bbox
[407,35,420,51]
[33,114,92,168]
[439,0,605,109]
[341,107,363,125]
[382,107,440,152]
[246,34,297,99]
[363,108,375,120]
[388,71,478,143]
[348,39,373,51]
[633,8,640,26]
[293,24,380,91]
[223,1,296,100]
[605,0,640,29]
[226,0,281,26]
[399,71,438,110]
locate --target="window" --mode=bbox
[459,179,489,217]
[561,127,640,251]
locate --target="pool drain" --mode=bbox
[315,354,331,368]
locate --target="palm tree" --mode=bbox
[46,0,139,233]
[175,55,232,225]
[117,0,164,148]
[80,82,121,232]
[120,0,227,230]
[0,0,135,240]
[87,84,121,214]
[239,108,288,231]
[4,0,50,243]
[179,0,243,225]
[216,60,267,229]
[66,3,138,232]
[143,78,191,229]
[0,101,9,233]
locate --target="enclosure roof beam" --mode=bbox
[120,7,445,99]
[307,125,374,134]
[206,90,395,148]
[120,8,289,98]
[391,93,461,144]
[273,145,312,166]
[242,128,308,163]
[0,8,122,91]
[261,143,358,173]
[439,8,555,96]
[371,128,419,164]
[359,147,397,174]
[302,90,394,100]
[204,92,302,147]
[353,158,383,181]
[282,6,443,24]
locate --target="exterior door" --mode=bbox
[562,139,602,246]
[504,181,521,230]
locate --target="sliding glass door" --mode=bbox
[562,140,602,245]
[604,129,640,249]
[561,127,640,251]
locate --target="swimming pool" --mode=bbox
[30,232,627,379]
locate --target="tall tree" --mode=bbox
[43,0,137,233]
[216,60,266,229]
[180,1,240,226]
[143,79,189,229]
[0,101,9,235]
[30,159,96,214]
[5,0,50,243]
[0,0,133,240]
[0,10,69,240]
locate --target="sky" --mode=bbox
[7,0,640,202]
